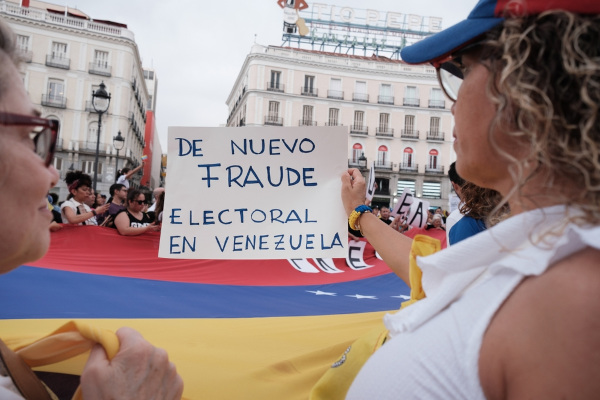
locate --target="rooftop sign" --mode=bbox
[279,1,443,59]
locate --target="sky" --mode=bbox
[73,0,477,152]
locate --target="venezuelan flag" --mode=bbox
[0,225,408,399]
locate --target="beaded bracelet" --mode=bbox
[348,205,372,230]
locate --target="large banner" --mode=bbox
[159,127,349,259]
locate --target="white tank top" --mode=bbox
[346,206,600,399]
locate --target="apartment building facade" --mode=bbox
[1,0,161,200]
[226,44,455,209]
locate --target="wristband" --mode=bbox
[91,209,97,216]
[348,205,372,230]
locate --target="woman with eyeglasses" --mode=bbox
[60,171,109,225]
[341,0,600,398]
[114,188,160,235]
[0,20,182,399]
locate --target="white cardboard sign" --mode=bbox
[159,127,349,259]
[365,161,376,201]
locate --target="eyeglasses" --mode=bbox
[0,112,59,167]
[432,42,483,102]
[133,200,145,205]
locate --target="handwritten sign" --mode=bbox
[391,188,430,229]
[159,127,349,259]
[365,161,376,201]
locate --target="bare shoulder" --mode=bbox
[480,247,600,400]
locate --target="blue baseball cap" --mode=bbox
[401,0,600,65]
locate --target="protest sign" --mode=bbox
[391,188,429,229]
[159,127,349,259]
[365,161,376,201]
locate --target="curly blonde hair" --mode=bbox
[480,11,600,225]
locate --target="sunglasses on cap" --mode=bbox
[0,112,59,167]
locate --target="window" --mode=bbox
[404,115,415,134]
[354,81,368,101]
[87,122,98,150]
[329,78,343,99]
[404,86,419,106]
[94,50,108,67]
[147,95,153,110]
[352,143,363,163]
[353,111,364,129]
[51,42,67,58]
[379,84,393,104]
[48,79,64,100]
[428,149,439,169]
[16,35,29,52]
[82,161,103,176]
[377,145,388,165]
[268,101,279,120]
[430,117,440,135]
[430,88,444,108]
[397,179,416,196]
[379,113,390,131]
[302,105,314,124]
[270,71,281,90]
[53,157,63,171]
[403,147,413,167]
[422,181,442,199]
[304,75,315,94]
[328,108,339,126]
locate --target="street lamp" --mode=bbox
[358,152,367,169]
[113,130,125,178]
[91,81,111,191]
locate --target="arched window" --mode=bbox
[377,145,388,165]
[352,143,363,163]
[429,149,439,169]
[403,147,413,167]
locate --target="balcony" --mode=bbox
[428,99,446,109]
[374,162,393,171]
[350,125,368,135]
[89,61,112,77]
[401,129,419,140]
[375,127,394,138]
[426,131,445,141]
[301,87,318,97]
[41,94,66,109]
[264,115,283,126]
[378,95,394,105]
[327,90,344,100]
[403,97,420,107]
[325,121,341,126]
[17,49,32,63]
[299,119,317,126]
[399,163,419,173]
[45,54,70,69]
[266,81,284,92]
[352,93,369,102]
[425,165,445,175]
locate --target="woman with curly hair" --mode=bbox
[60,171,109,225]
[341,0,600,398]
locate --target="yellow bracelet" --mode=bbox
[348,205,372,230]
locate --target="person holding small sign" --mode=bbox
[342,0,600,398]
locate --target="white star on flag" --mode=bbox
[306,290,337,296]
[345,294,378,300]
[391,295,411,300]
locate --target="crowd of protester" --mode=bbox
[48,169,164,236]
